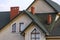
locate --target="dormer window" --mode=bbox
[31,29,40,40]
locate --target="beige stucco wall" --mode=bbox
[25,24,46,40]
[0,13,32,40]
[28,0,55,13]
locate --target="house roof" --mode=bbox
[0,0,60,36]
[0,10,49,35]
[21,10,50,35]
[22,10,60,36]
[50,17,60,36]
[0,10,60,36]
[24,0,60,35]
[0,11,22,30]
[26,0,60,12]
[45,0,60,12]
[0,12,10,29]
[21,11,60,35]
[21,10,58,35]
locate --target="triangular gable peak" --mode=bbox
[27,0,56,13]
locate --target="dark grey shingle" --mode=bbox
[0,12,10,29]
[50,18,60,35]
[46,0,60,12]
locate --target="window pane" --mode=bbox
[31,34,35,38]
[36,34,39,38]
[12,23,16,32]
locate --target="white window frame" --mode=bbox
[31,29,40,40]
[19,22,24,32]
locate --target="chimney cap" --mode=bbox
[11,6,19,9]
[11,6,19,8]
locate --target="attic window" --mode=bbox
[12,23,16,32]
[31,29,40,40]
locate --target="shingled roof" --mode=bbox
[0,11,22,30]
[0,12,10,29]
[50,17,60,35]
[45,0,60,12]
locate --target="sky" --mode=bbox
[0,0,60,11]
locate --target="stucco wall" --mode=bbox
[25,24,46,40]
[0,13,32,40]
[28,0,55,13]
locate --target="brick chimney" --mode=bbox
[10,7,19,20]
[31,6,35,15]
[47,14,52,25]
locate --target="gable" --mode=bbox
[28,0,55,13]
[0,12,32,32]
[24,23,46,40]
[0,16,24,40]
[25,23,45,34]
[10,13,32,32]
